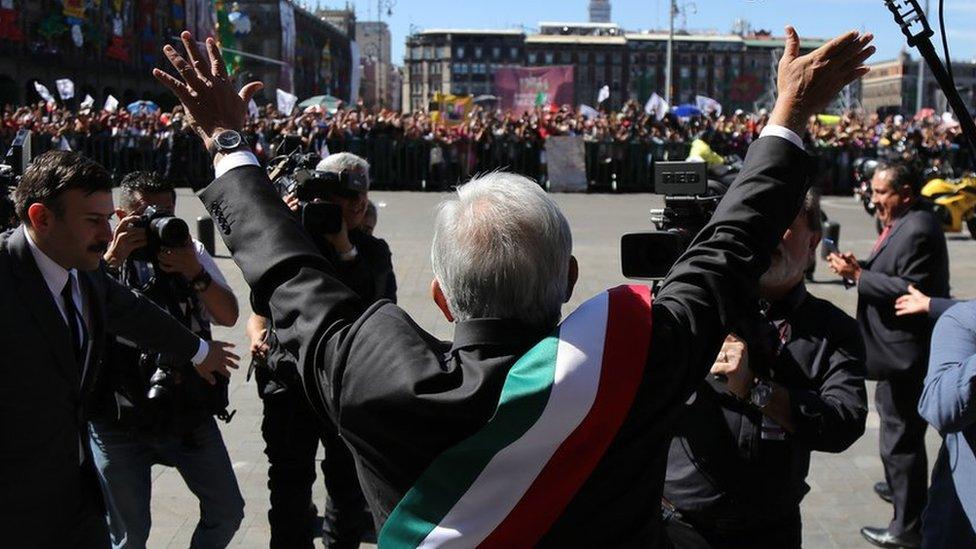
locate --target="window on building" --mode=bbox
[560,51,571,63]
[431,63,441,74]
[475,46,483,59]
[545,52,555,64]
[456,46,465,59]
[595,52,605,64]
[680,67,691,78]
[528,52,537,64]
[492,46,501,59]
[580,52,590,63]
[697,67,707,79]
[511,47,519,59]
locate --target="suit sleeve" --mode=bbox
[788,317,868,452]
[199,166,363,420]
[101,270,201,363]
[858,217,946,304]
[651,136,812,403]
[918,301,976,433]
[929,297,960,320]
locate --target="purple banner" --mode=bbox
[494,66,575,113]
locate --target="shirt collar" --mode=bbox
[23,227,74,297]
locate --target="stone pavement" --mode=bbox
[142,189,976,548]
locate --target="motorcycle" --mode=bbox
[921,176,976,239]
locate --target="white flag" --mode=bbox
[579,104,600,120]
[276,89,298,115]
[248,99,259,119]
[596,85,610,104]
[80,94,94,110]
[33,82,55,104]
[103,94,119,113]
[644,93,669,121]
[55,78,75,100]
[695,95,723,117]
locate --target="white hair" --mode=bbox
[431,172,573,328]
[317,152,370,178]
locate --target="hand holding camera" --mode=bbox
[157,244,204,280]
[710,334,753,399]
[104,215,149,268]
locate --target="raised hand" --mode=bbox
[152,31,263,152]
[195,340,240,385]
[771,26,875,134]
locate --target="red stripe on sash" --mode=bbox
[479,285,653,547]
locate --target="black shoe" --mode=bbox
[874,481,894,504]
[860,527,921,548]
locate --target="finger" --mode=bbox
[223,350,242,362]
[215,365,232,378]
[239,81,265,105]
[181,31,212,84]
[782,25,800,61]
[162,45,204,93]
[206,37,228,80]
[838,44,876,74]
[827,32,873,67]
[908,284,921,296]
[153,68,195,106]
[816,30,860,60]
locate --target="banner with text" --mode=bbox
[494,66,574,113]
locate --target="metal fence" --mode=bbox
[4,132,967,193]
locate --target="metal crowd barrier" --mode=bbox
[2,132,968,194]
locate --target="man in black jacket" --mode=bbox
[664,190,867,548]
[155,28,874,546]
[246,152,395,549]
[829,160,950,548]
[0,151,238,547]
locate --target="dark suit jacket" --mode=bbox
[0,226,201,543]
[201,136,810,546]
[857,203,950,379]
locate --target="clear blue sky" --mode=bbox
[315,0,976,67]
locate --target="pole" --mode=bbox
[914,0,928,114]
[665,0,675,106]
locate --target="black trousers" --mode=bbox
[665,506,802,549]
[876,372,928,536]
[260,389,369,549]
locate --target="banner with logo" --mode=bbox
[430,93,473,126]
[494,66,574,114]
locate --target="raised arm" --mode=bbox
[654,27,874,400]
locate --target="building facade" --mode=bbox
[356,21,394,107]
[861,52,976,115]
[402,22,824,113]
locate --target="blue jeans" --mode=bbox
[88,418,245,548]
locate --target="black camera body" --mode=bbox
[1,129,34,192]
[128,206,191,262]
[269,151,346,236]
[621,162,723,280]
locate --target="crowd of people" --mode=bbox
[3,87,972,192]
[2,25,976,549]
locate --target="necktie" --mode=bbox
[871,224,893,255]
[61,274,88,367]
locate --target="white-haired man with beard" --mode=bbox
[662,189,868,549]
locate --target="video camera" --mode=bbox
[620,161,725,280]
[128,205,191,262]
[267,149,366,236]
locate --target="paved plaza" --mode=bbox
[142,187,976,548]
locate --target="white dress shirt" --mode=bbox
[23,228,209,366]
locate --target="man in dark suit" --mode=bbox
[0,150,239,547]
[829,160,950,548]
[155,28,874,546]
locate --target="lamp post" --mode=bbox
[664,0,695,106]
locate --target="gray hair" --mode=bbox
[317,152,370,180]
[431,172,573,328]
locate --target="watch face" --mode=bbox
[751,381,773,408]
[216,130,242,150]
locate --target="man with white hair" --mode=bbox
[247,151,395,548]
[156,27,874,546]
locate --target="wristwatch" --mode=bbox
[190,270,213,292]
[749,379,774,409]
[209,129,247,155]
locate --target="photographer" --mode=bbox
[663,190,868,549]
[88,172,243,548]
[157,28,872,545]
[246,152,395,548]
